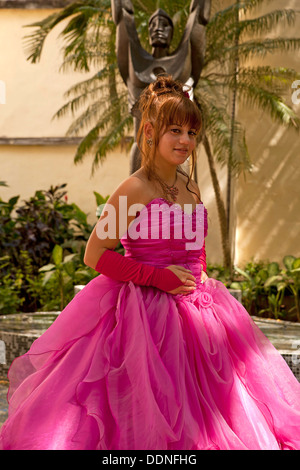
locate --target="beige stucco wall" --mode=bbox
[0,144,130,218]
[0,9,130,221]
[0,9,87,137]
[236,0,300,265]
[0,4,299,267]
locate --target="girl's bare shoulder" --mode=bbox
[109,169,155,208]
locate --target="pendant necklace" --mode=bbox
[155,171,179,202]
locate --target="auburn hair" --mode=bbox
[136,75,202,201]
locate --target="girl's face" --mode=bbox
[155,124,197,166]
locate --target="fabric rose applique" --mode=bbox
[197,291,214,308]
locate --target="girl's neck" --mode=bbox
[153,163,177,186]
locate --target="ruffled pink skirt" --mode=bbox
[1,276,300,450]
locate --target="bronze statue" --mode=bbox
[111,0,211,173]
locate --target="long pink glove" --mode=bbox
[199,240,207,273]
[95,249,184,292]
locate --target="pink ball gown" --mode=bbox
[0,197,300,450]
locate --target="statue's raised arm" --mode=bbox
[111,0,134,25]
[110,1,212,173]
[187,0,211,86]
[111,0,135,85]
[189,0,211,25]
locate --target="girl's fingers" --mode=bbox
[175,265,193,274]
[181,283,196,292]
[184,278,196,286]
[184,274,196,283]
[168,265,196,281]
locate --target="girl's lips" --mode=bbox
[174,148,189,154]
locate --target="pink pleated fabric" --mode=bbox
[1,198,300,450]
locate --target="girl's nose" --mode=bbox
[179,132,190,144]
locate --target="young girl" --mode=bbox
[1,76,300,450]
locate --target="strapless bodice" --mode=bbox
[120,197,208,284]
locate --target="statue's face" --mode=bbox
[149,15,173,48]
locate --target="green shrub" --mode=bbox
[1,183,299,321]
[0,184,95,313]
[228,257,300,322]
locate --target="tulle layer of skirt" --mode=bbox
[1,276,300,450]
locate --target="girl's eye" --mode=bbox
[170,128,197,137]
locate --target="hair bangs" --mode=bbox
[158,96,202,134]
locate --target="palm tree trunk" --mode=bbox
[226,0,240,279]
[129,117,142,174]
[202,133,231,269]
[193,156,198,184]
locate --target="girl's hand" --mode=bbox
[200,270,208,283]
[165,265,197,295]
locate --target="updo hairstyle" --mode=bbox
[136,75,202,199]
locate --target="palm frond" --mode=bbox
[236,82,300,128]
[73,113,133,174]
[209,7,296,41]
[238,9,297,38]
[22,11,64,64]
[52,66,121,121]
[233,66,300,103]
[91,115,133,174]
[22,0,111,70]
[227,37,300,62]
[206,4,299,65]
[65,88,128,137]
[206,65,300,101]
[22,0,300,174]
[58,28,115,73]
[195,84,252,176]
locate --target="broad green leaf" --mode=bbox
[63,253,77,263]
[52,245,63,266]
[42,270,55,285]
[267,262,279,276]
[39,263,55,272]
[283,255,296,271]
[264,275,282,288]
[292,258,300,270]
[63,262,75,277]
[234,266,252,282]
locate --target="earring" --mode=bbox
[146,138,153,147]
